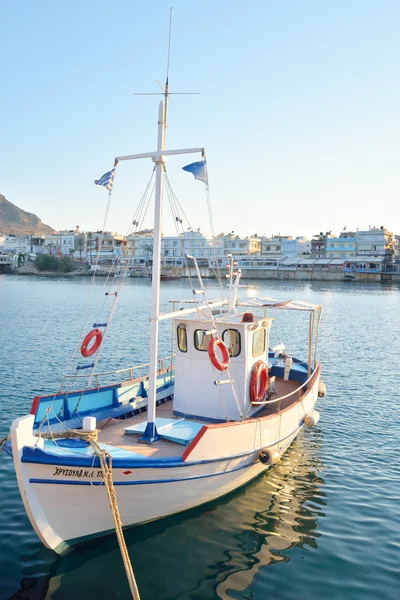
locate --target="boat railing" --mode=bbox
[251,364,321,406]
[64,354,175,387]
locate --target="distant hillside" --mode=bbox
[0,194,56,235]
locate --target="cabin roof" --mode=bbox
[237,296,321,311]
[174,311,273,325]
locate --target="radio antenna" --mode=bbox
[134,8,200,130]
[164,7,173,125]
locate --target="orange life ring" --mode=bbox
[81,328,103,357]
[250,360,269,403]
[208,337,230,371]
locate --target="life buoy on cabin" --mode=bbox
[208,337,230,371]
[250,360,269,403]
[81,328,103,357]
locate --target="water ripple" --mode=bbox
[1,278,399,600]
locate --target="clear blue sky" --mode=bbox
[1,0,399,238]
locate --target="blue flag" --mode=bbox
[182,160,208,185]
[94,169,115,192]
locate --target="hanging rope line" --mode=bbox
[36,427,140,600]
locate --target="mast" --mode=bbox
[115,98,202,445]
[141,101,166,442]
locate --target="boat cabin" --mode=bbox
[173,312,272,421]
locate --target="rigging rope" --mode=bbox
[52,167,157,404]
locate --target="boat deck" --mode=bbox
[97,376,302,458]
[98,402,188,459]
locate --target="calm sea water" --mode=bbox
[0,275,399,600]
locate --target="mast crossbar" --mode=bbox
[115,148,204,162]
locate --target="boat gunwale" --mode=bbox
[13,367,320,469]
[14,420,303,470]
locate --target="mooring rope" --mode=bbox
[0,434,10,452]
[35,428,141,600]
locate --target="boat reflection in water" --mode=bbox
[10,427,325,600]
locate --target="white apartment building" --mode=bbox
[85,231,127,262]
[355,227,395,263]
[3,234,46,255]
[222,232,261,256]
[127,229,225,268]
[261,237,283,258]
[4,234,32,254]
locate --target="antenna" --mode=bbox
[164,7,173,126]
[166,7,172,82]
[134,8,200,130]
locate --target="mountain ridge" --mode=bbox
[0,194,56,235]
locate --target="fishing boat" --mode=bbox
[2,96,325,557]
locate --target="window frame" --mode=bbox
[176,323,188,353]
[222,328,241,358]
[252,328,266,358]
[194,329,213,352]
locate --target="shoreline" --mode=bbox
[1,268,399,283]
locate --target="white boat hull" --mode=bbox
[9,372,320,554]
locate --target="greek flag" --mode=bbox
[94,169,115,192]
[182,160,208,185]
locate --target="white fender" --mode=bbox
[259,449,281,465]
[318,381,327,398]
[304,410,320,428]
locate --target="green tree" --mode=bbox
[59,256,74,273]
[17,253,27,267]
[87,231,93,263]
[35,255,58,271]
[74,234,86,261]
[143,243,153,270]
[47,242,56,255]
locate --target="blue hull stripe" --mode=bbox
[29,460,256,486]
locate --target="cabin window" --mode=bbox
[222,329,241,357]
[252,329,266,358]
[194,329,213,351]
[177,324,187,353]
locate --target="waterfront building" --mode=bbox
[344,256,384,273]
[86,231,127,262]
[223,232,261,256]
[58,230,78,256]
[44,234,61,255]
[355,227,395,265]
[311,232,334,259]
[237,256,281,271]
[394,236,400,263]
[3,234,46,255]
[260,236,284,258]
[326,232,357,259]
[4,234,32,254]
[260,236,311,259]
[282,236,311,258]
[127,229,225,269]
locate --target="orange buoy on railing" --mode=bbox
[208,337,230,371]
[81,329,103,357]
[250,360,269,403]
